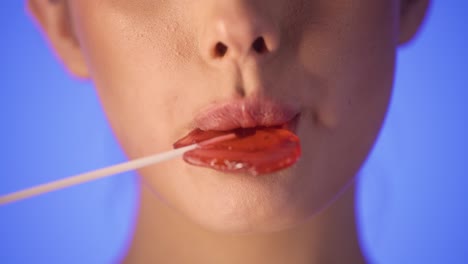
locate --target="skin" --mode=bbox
[28,0,429,263]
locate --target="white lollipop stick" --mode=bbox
[0,133,236,206]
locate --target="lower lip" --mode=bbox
[173,115,301,176]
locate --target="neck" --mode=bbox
[122,181,366,264]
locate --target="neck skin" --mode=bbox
[122,181,367,264]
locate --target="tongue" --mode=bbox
[173,127,301,175]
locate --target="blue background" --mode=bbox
[1,1,466,263]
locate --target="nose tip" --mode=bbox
[200,7,280,63]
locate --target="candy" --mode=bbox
[173,127,301,175]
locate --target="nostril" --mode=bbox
[211,37,270,59]
[252,37,268,54]
[214,42,228,58]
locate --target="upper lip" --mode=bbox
[194,97,300,131]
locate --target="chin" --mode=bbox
[141,148,355,235]
[175,166,328,234]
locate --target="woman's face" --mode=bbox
[41,0,402,232]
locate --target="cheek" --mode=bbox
[70,2,203,157]
[292,1,398,202]
[297,0,398,128]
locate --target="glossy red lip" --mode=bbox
[174,98,302,176]
[193,97,300,131]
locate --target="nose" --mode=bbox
[199,2,280,64]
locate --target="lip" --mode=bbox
[194,97,301,132]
